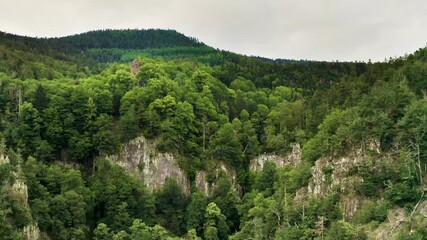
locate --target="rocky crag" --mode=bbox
[106,136,302,195]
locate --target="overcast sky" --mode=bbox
[0,0,426,62]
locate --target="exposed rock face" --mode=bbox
[250,144,301,171]
[107,137,304,195]
[295,140,381,218]
[195,162,239,195]
[0,152,9,164]
[307,155,364,196]
[367,201,427,239]
[297,155,366,218]
[106,136,242,195]
[23,224,40,240]
[106,136,191,194]
[0,153,40,240]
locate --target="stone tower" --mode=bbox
[131,59,140,75]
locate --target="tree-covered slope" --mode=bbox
[0,29,426,240]
[0,29,204,53]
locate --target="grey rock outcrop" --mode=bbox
[0,152,40,240]
[250,144,301,171]
[106,136,191,194]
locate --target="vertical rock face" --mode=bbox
[367,201,427,239]
[23,224,40,240]
[307,156,364,196]
[295,141,381,218]
[0,153,40,240]
[0,152,9,164]
[304,155,365,218]
[106,136,191,194]
[195,162,239,195]
[250,144,301,171]
[106,135,243,195]
[107,138,304,195]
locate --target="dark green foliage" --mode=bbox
[16,102,41,158]
[0,29,426,240]
[253,161,277,197]
[21,157,93,239]
[210,178,240,234]
[33,84,49,111]
[91,159,155,233]
[384,181,420,207]
[155,178,188,235]
[352,201,389,224]
[186,191,208,236]
[120,104,139,141]
[210,123,243,168]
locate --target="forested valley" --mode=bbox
[0,29,426,240]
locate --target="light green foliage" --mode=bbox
[106,67,136,114]
[204,202,229,240]
[210,123,243,168]
[94,223,113,240]
[230,77,256,92]
[0,29,426,240]
[352,201,389,224]
[136,62,167,86]
[186,229,201,240]
[302,107,362,162]
[120,104,139,141]
[325,220,367,240]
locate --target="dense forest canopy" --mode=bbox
[0,29,426,240]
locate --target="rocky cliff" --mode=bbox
[195,162,239,195]
[295,140,381,219]
[0,152,40,240]
[106,135,386,219]
[106,136,303,195]
[250,144,301,171]
[106,136,191,193]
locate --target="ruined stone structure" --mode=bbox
[131,59,140,75]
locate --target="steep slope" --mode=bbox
[0,149,41,240]
[0,29,426,240]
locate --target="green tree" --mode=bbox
[211,178,239,234]
[204,202,229,240]
[91,160,155,233]
[155,178,188,235]
[186,191,207,236]
[94,223,113,240]
[210,123,243,168]
[107,68,136,115]
[16,102,41,158]
[120,104,139,141]
[253,161,277,197]
[33,84,49,111]
[397,99,427,184]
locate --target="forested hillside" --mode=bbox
[0,29,426,240]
